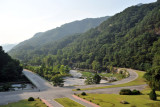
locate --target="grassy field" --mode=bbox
[74,71,146,91]
[54,97,84,107]
[78,92,160,107]
[0,99,47,107]
[78,71,93,78]
[99,72,125,80]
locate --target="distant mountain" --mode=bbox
[136,3,143,6]
[1,44,16,52]
[11,16,110,48]
[9,16,110,59]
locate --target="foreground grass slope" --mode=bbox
[78,92,160,107]
[54,97,84,107]
[0,99,47,107]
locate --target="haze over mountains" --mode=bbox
[9,1,160,72]
[10,16,109,50]
[1,44,16,52]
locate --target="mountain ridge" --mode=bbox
[11,16,110,51]
[10,1,160,71]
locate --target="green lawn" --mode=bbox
[0,99,47,107]
[78,93,160,107]
[78,71,93,78]
[54,97,84,107]
[99,72,125,80]
[74,71,146,91]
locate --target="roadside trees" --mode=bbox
[144,66,160,90]
[85,73,101,85]
[51,75,64,87]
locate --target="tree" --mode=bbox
[92,61,101,72]
[144,66,160,90]
[85,73,101,85]
[149,89,157,100]
[2,83,12,91]
[93,73,101,84]
[85,76,94,85]
[0,46,23,83]
[51,75,64,86]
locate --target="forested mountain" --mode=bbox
[9,16,110,59]
[10,1,160,72]
[0,46,22,82]
[2,44,16,52]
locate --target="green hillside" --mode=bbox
[9,16,110,61]
[10,1,160,72]
[0,46,22,83]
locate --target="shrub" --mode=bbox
[81,92,86,96]
[119,89,132,95]
[119,89,141,95]
[93,73,101,84]
[132,89,141,95]
[76,88,81,91]
[149,89,157,100]
[2,84,12,91]
[28,97,35,101]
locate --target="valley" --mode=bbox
[0,0,160,107]
[0,68,148,107]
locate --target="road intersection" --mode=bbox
[0,69,146,107]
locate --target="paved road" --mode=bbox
[23,69,53,91]
[0,69,146,107]
[74,68,138,89]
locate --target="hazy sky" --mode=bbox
[0,0,157,45]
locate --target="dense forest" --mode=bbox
[10,1,160,72]
[0,46,23,83]
[9,16,110,62]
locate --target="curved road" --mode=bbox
[0,69,146,107]
[74,69,138,89]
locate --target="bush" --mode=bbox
[81,92,86,96]
[28,97,35,101]
[2,84,12,91]
[76,88,81,91]
[93,73,101,84]
[119,89,132,95]
[149,89,157,100]
[132,89,141,95]
[120,89,141,95]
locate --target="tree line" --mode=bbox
[0,46,23,83]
